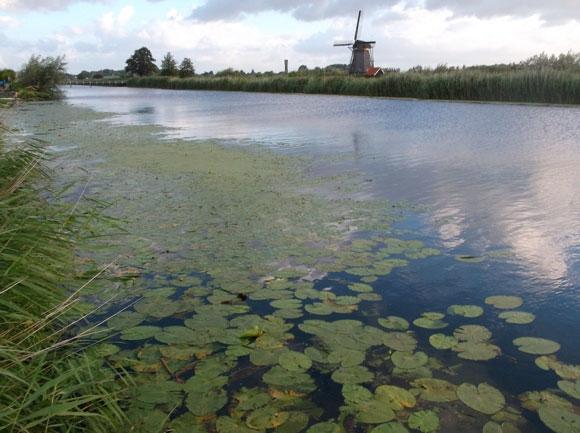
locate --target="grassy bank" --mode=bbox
[126,69,580,105]
[0,125,126,433]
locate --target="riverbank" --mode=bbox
[122,69,580,105]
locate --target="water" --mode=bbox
[62,86,580,431]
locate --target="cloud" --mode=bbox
[0,14,19,26]
[99,5,135,36]
[0,0,107,11]
[191,0,398,22]
[190,0,580,23]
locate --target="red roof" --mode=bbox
[367,67,384,77]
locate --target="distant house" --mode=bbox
[367,67,384,77]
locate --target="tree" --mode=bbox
[0,69,16,81]
[18,55,66,90]
[160,52,178,76]
[179,58,195,78]
[125,47,158,76]
[77,71,90,80]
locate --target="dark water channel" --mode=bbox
[63,86,580,432]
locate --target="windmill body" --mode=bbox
[334,10,376,75]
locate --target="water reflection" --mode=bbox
[64,86,580,326]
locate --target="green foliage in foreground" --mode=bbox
[126,69,580,105]
[0,127,127,433]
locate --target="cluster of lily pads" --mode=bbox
[16,103,579,433]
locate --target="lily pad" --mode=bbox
[185,387,227,416]
[370,423,410,433]
[383,332,418,352]
[375,385,417,410]
[120,326,161,341]
[558,380,580,400]
[457,383,505,415]
[483,422,522,433]
[307,422,342,433]
[413,313,448,330]
[217,416,262,433]
[429,334,459,350]
[453,325,492,342]
[378,316,410,331]
[246,407,290,430]
[454,342,501,361]
[349,283,374,293]
[513,337,560,355]
[485,296,523,310]
[408,410,440,433]
[538,406,580,433]
[356,400,396,424]
[331,366,374,384]
[411,378,458,402]
[279,351,312,372]
[343,384,373,404]
[498,311,535,325]
[391,351,428,370]
[447,305,484,318]
[455,255,485,263]
[520,390,574,412]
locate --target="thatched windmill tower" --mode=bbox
[334,10,376,75]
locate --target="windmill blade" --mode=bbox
[334,42,353,47]
[354,10,362,41]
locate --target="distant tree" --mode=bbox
[179,58,195,78]
[0,69,16,81]
[160,52,178,76]
[125,47,158,76]
[92,73,104,79]
[298,65,308,73]
[77,70,90,80]
[18,55,66,89]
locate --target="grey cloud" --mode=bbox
[0,0,163,11]
[424,0,580,22]
[190,0,398,21]
[190,0,580,23]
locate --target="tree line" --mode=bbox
[124,47,195,78]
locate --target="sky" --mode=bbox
[1,0,580,74]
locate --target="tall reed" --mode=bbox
[126,69,580,105]
[0,126,127,433]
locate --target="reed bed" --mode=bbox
[0,126,126,433]
[127,69,580,105]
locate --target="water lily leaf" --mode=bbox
[327,348,365,367]
[121,325,162,341]
[538,406,580,433]
[520,390,574,412]
[370,422,410,433]
[498,311,535,325]
[513,337,560,355]
[535,356,580,380]
[262,366,316,393]
[234,387,272,411]
[454,342,501,361]
[375,385,416,410]
[185,387,227,416]
[411,378,458,402]
[216,416,261,433]
[413,314,448,330]
[93,343,121,357]
[279,351,312,372]
[273,309,304,319]
[391,351,428,370]
[184,375,228,394]
[429,334,458,350]
[457,383,505,415]
[133,381,183,406]
[348,283,374,293]
[378,316,410,331]
[335,296,361,306]
[343,384,373,405]
[107,311,145,330]
[447,305,484,318]
[485,296,523,310]
[408,410,439,433]
[331,366,374,384]
[304,303,335,315]
[307,422,341,433]
[250,348,283,366]
[170,413,207,433]
[276,412,310,433]
[358,292,383,302]
[159,345,198,361]
[483,421,522,433]
[271,299,302,310]
[393,366,432,380]
[383,332,417,352]
[155,326,198,344]
[246,406,290,430]
[356,400,396,424]
[454,325,492,342]
[558,380,580,400]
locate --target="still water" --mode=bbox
[63,86,580,432]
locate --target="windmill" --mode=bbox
[334,10,376,75]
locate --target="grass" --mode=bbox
[0,125,127,433]
[124,69,580,105]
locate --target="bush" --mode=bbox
[16,55,67,99]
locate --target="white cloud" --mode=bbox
[0,14,19,27]
[99,5,135,36]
